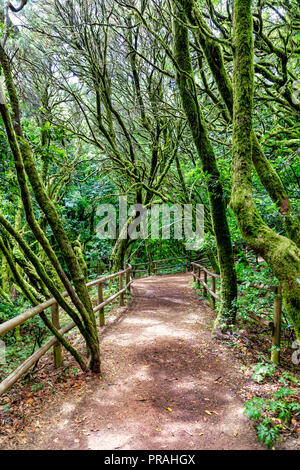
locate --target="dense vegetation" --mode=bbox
[0,0,298,395]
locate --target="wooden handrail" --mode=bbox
[0,266,132,337]
[0,253,284,396]
[155,263,187,268]
[153,255,190,263]
[192,261,277,291]
[86,266,131,288]
[237,279,277,291]
[0,264,133,395]
[0,322,75,397]
[130,254,201,277]
[0,256,205,396]
[191,262,220,279]
[93,280,132,313]
[0,297,62,336]
[154,254,202,263]
[192,260,282,365]
[192,262,221,303]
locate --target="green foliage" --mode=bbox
[244,387,300,448]
[31,382,44,392]
[1,403,11,413]
[244,397,265,419]
[279,371,299,385]
[256,419,280,449]
[234,262,285,324]
[0,300,50,379]
[251,361,277,383]
[0,0,298,383]
[0,301,22,325]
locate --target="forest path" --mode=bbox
[12,273,263,450]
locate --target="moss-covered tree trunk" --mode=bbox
[231,0,300,339]
[172,4,237,326]
[110,214,136,273]
[110,237,130,273]
[0,45,101,373]
[179,0,300,248]
[1,251,10,299]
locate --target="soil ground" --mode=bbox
[1,273,268,450]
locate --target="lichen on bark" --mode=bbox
[178,0,300,248]
[231,0,300,339]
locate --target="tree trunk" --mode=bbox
[231,0,300,340]
[172,4,237,326]
[110,237,130,273]
[180,0,300,248]
[0,45,101,373]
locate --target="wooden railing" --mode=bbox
[0,254,205,396]
[1,253,284,395]
[191,261,283,364]
[131,255,202,277]
[0,255,202,396]
[0,264,133,396]
[192,261,220,309]
[131,261,151,277]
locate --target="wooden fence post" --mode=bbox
[98,283,105,326]
[125,264,131,293]
[211,277,216,309]
[119,272,124,306]
[192,264,195,282]
[148,262,151,276]
[51,302,62,368]
[197,267,201,288]
[203,271,207,295]
[185,257,188,273]
[271,285,282,365]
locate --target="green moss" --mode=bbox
[231,0,300,339]
[110,238,130,273]
[180,0,300,247]
[173,2,237,324]
[0,45,101,372]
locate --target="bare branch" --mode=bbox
[8,0,28,13]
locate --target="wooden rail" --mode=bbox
[192,262,220,309]
[131,255,202,278]
[191,261,283,364]
[1,252,283,396]
[0,264,133,396]
[1,254,199,395]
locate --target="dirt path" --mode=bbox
[10,273,264,450]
